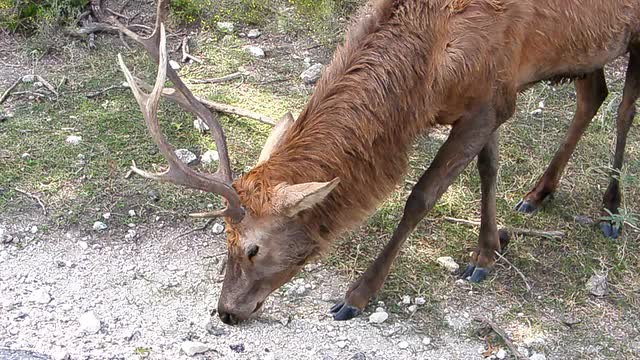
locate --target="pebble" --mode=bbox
[78,241,89,250]
[29,289,52,304]
[530,108,543,116]
[436,256,460,273]
[586,272,608,296]
[65,135,82,145]
[148,190,160,202]
[321,293,331,301]
[336,341,347,349]
[415,297,426,305]
[169,60,181,70]
[529,354,546,360]
[402,295,411,304]
[22,74,35,83]
[78,311,101,334]
[408,305,417,313]
[496,349,507,359]
[245,45,265,58]
[167,264,178,271]
[574,215,594,225]
[247,29,262,39]
[175,149,197,165]
[93,221,108,231]
[102,212,111,220]
[350,353,366,360]
[216,22,234,33]
[422,337,431,345]
[205,320,226,336]
[398,341,409,349]
[300,63,324,84]
[193,118,209,133]
[181,341,210,356]
[201,150,220,165]
[30,226,38,234]
[369,311,388,324]
[295,285,307,295]
[128,210,136,217]
[125,229,137,241]
[229,343,245,353]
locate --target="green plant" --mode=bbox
[0,0,87,32]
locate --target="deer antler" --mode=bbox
[116,0,244,223]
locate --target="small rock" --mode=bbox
[398,341,409,349]
[93,221,108,231]
[436,256,460,273]
[201,150,220,165]
[415,297,426,305]
[538,101,545,109]
[33,81,43,88]
[22,152,31,159]
[65,135,82,145]
[181,341,210,356]
[30,226,38,234]
[245,45,265,58]
[147,190,160,202]
[175,149,197,165]
[229,343,245,353]
[211,223,225,234]
[216,22,234,33]
[350,352,366,360]
[22,74,35,83]
[402,295,411,305]
[247,29,262,39]
[530,108,543,116]
[408,305,417,313]
[125,229,137,241]
[295,285,307,295]
[128,209,136,217]
[193,118,209,133]
[375,307,385,313]
[336,341,347,349]
[78,241,89,250]
[304,57,312,66]
[369,311,388,324]
[422,337,431,345]
[496,349,507,359]
[205,320,226,336]
[102,212,111,220]
[169,60,181,71]
[586,272,608,296]
[29,289,51,304]
[574,215,594,225]
[300,63,324,85]
[167,264,178,271]
[529,354,546,360]
[78,311,101,334]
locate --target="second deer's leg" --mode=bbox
[600,49,640,238]
[330,105,497,321]
[515,70,608,213]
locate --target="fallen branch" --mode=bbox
[190,72,242,85]
[494,250,532,292]
[10,91,48,98]
[174,219,214,240]
[473,316,527,360]
[442,216,565,239]
[35,75,59,98]
[86,84,126,98]
[15,188,47,216]
[0,77,22,104]
[181,36,203,64]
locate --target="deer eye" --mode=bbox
[247,245,260,259]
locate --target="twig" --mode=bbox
[190,72,242,85]
[473,316,527,360]
[174,219,215,240]
[15,188,47,216]
[0,77,22,104]
[10,91,48,98]
[106,8,130,21]
[199,98,275,125]
[442,216,565,239]
[494,250,532,292]
[86,84,126,98]
[181,36,203,64]
[35,75,59,98]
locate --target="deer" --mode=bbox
[112,0,640,325]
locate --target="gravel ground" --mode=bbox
[0,219,486,360]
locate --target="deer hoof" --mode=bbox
[461,263,476,279]
[599,221,620,239]
[329,301,361,321]
[467,267,489,283]
[514,199,538,214]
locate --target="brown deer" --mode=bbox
[113,0,640,324]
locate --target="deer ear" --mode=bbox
[257,112,295,165]
[273,178,340,217]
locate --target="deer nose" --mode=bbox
[218,310,240,325]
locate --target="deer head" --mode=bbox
[115,0,339,325]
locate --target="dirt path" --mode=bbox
[0,214,487,360]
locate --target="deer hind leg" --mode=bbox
[515,69,608,213]
[461,131,510,282]
[600,49,640,239]
[330,105,497,321]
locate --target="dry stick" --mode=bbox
[494,250,532,292]
[181,37,203,64]
[190,72,242,85]
[199,98,275,126]
[473,316,527,360]
[15,188,47,216]
[86,84,126,98]
[106,8,130,21]
[442,216,566,239]
[0,77,22,104]
[35,75,59,98]
[174,219,215,240]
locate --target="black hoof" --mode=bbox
[329,302,361,321]
[514,199,538,214]
[599,221,621,239]
[461,263,475,279]
[468,267,489,283]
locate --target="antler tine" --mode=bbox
[117,23,245,223]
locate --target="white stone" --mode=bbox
[78,241,89,250]
[586,273,608,296]
[321,293,331,301]
[181,341,210,356]
[175,149,197,165]
[529,354,546,360]
[93,221,107,231]
[102,212,111,220]
[22,74,35,83]
[216,22,234,33]
[169,60,181,71]
[125,229,137,241]
[167,264,178,271]
[336,341,347,349]
[402,295,411,304]
[29,289,51,304]
[78,311,101,334]
[211,223,225,235]
[247,29,262,39]
[245,45,265,58]
[408,305,417,313]
[300,63,323,84]
[415,297,426,305]
[30,226,38,234]
[496,349,507,359]
[398,341,409,349]
[65,135,82,145]
[375,307,385,313]
[128,210,136,217]
[436,256,460,273]
[530,108,543,116]
[295,285,307,295]
[369,311,388,324]
[201,150,219,165]
[422,337,431,345]
[193,118,209,133]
